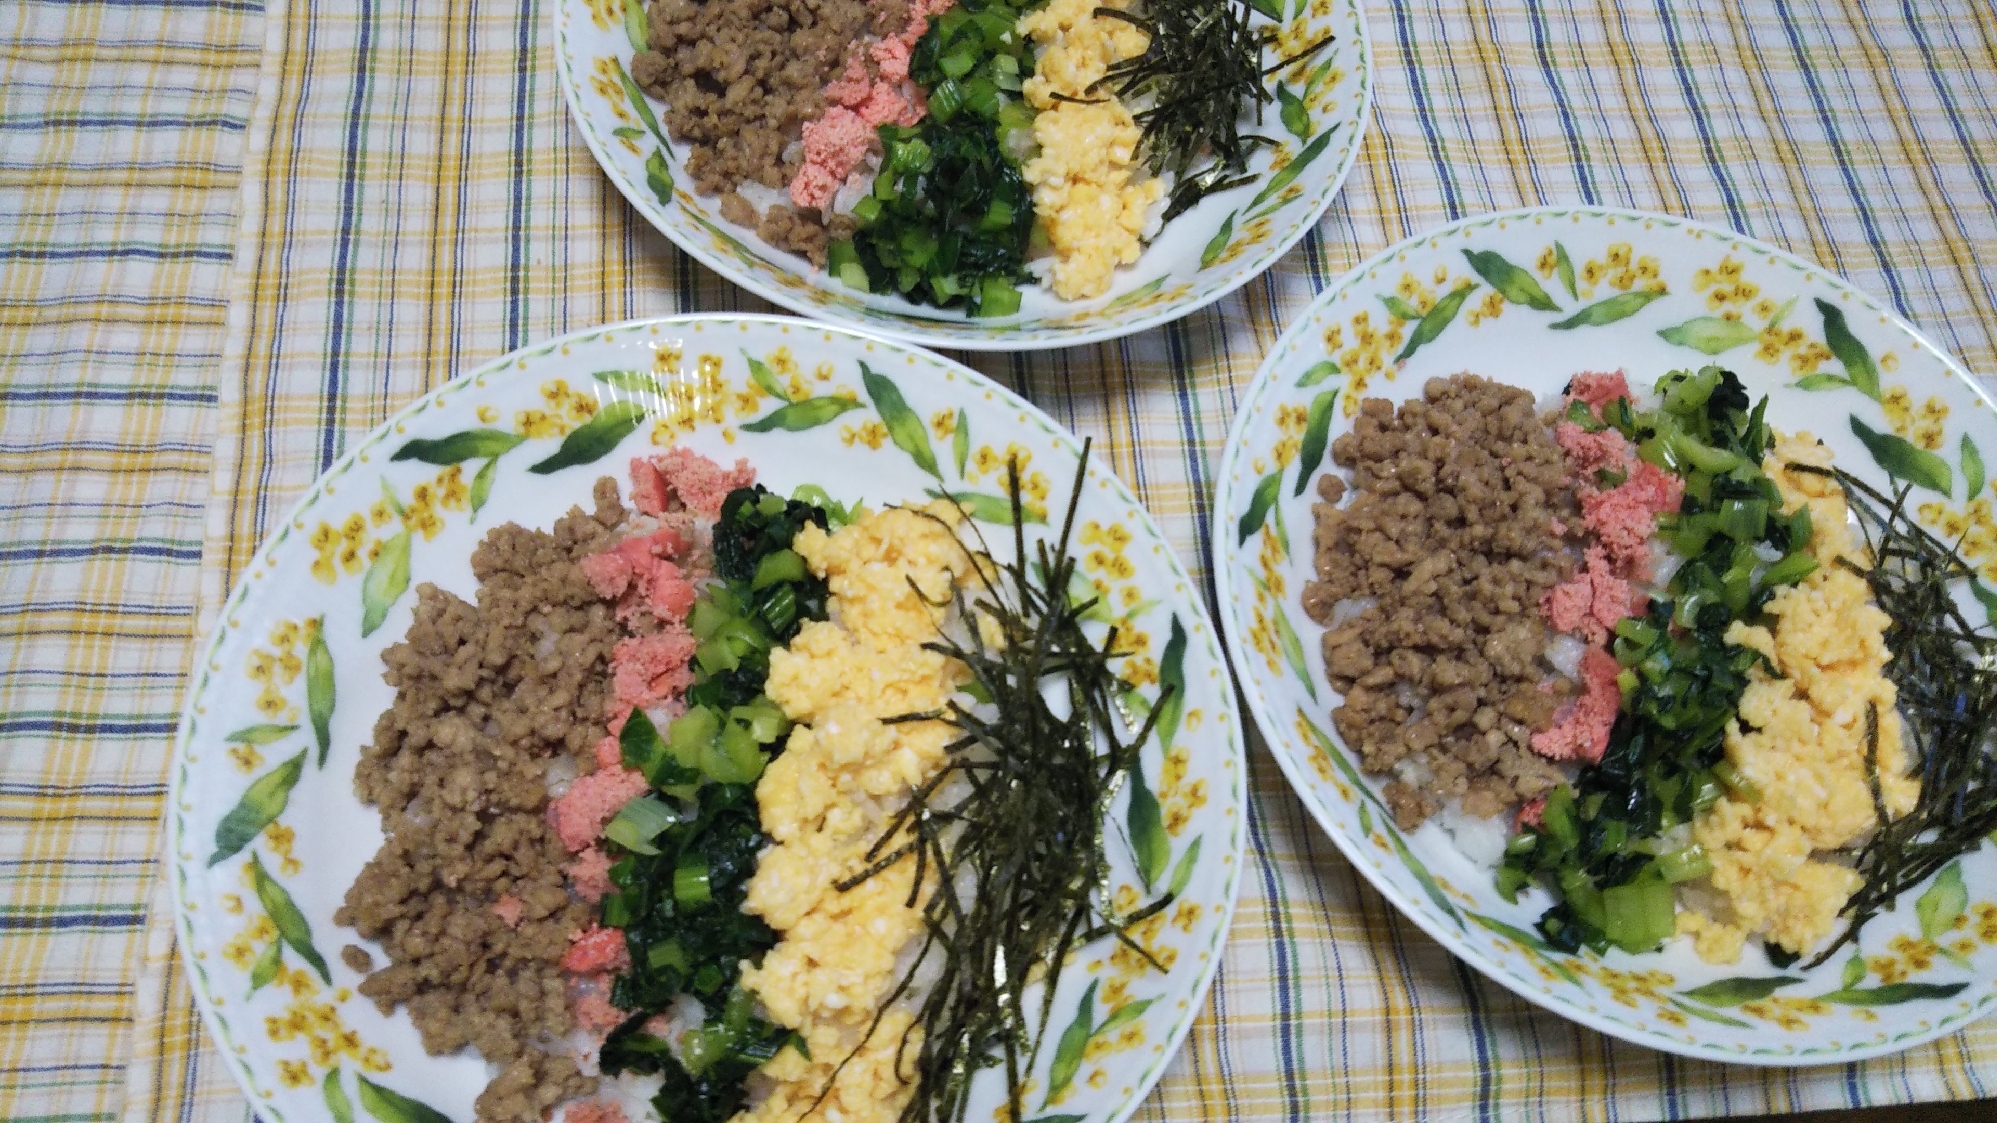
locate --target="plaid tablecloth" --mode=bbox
[5,0,1996,1120]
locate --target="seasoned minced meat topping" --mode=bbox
[1301,375,1572,831]
[631,0,874,197]
[335,480,628,1123]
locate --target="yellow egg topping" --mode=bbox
[735,502,978,1123]
[1677,433,1920,963]
[1017,0,1162,301]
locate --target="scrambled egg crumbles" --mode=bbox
[1017,0,1162,301]
[736,501,976,1123]
[1677,433,1920,963]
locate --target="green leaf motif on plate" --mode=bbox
[1816,298,1881,400]
[1296,709,1389,816]
[743,350,791,401]
[468,456,499,520]
[1201,212,1236,270]
[1657,315,1760,356]
[1677,975,1798,1007]
[1356,800,1371,835]
[360,531,412,638]
[1155,614,1187,751]
[209,750,306,866]
[1166,835,1202,898]
[1548,289,1665,330]
[923,489,1045,525]
[1296,359,1339,388]
[594,368,667,397]
[1303,51,1339,102]
[612,125,645,141]
[1465,911,1552,955]
[1378,294,1422,322]
[1394,283,1477,363]
[1553,241,1577,300]
[325,1070,356,1123]
[1963,434,1986,501]
[250,852,329,983]
[1272,609,1316,701]
[1668,998,1751,1029]
[1126,760,1170,891]
[1842,953,1868,990]
[356,1075,455,1123]
[1248,126,1334,212]
[613,58,669,149]
[860,363,940,479]
[622,0,648,51]
[224,723,296,746]
[952,409,970,477]
[1023,1116,1087,1123]
[1276,84,1310,143]
[1974,581,1997,620]
[644,150,673,207]
[1293,388,1339,496]
[1462,248,1560,312]
[1095,997,1156,1040]
[248,937,282,996]
[527,400,647,474]
[1793,373,1855,392]
[743,397,863,433]
[1850,416,1952,496]
[1817,982,1970,1006]
[1046,979,1098,1101]
[1386,827,1458,926]
[307,616,334,763]
[390,429,524,465]
[1103,276,1166,313]
[1916,862,1968,941]
[1236,471,1281,546]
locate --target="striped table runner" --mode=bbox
[4,0,1996,1121]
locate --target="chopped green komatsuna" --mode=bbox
[1500,367,1831,955]
[597,484,833,1123]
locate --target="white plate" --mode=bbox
[554,0,1370,349]
[1214,206,1997,1063]
[169,315,1244,1123]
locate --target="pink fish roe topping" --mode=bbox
[870,37,912,83]
[654,447,755,519]
[548,765,651,852]
[569,978,628,1035]
[566,847,616,905]
[631,456,670,516]
[562,925,633,975]
[1541,546,1640,645]
[825,53,874,107]
[611,628,698,713]
[565,1101,631,1123]
[1553,421,1633,480]
[648,559,698,622]
[1577,461,1683,577]
[1530,648,1622,763]
[1515,797,1546,831]
[1566,370,1632,412]
[792,107,879,209]
[491,895,525,929]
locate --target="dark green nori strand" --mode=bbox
[1801,469,1997,967]
[817,441,1172,1123]
[1090,0,1332,218]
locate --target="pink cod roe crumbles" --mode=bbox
[1531,371,1683,764]
[789,0,956,209]
[548,449,759,1049]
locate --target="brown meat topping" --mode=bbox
[336,480,629,1123]
[631,0,876,196]
[1302,375,1572,831]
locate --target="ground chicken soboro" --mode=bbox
[1301,375,1571,831]
[336,481,628,1123]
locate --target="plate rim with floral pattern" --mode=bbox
[1213,205,1997,1064]
[552,0,1372,350]
[167,313,1246,1123]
